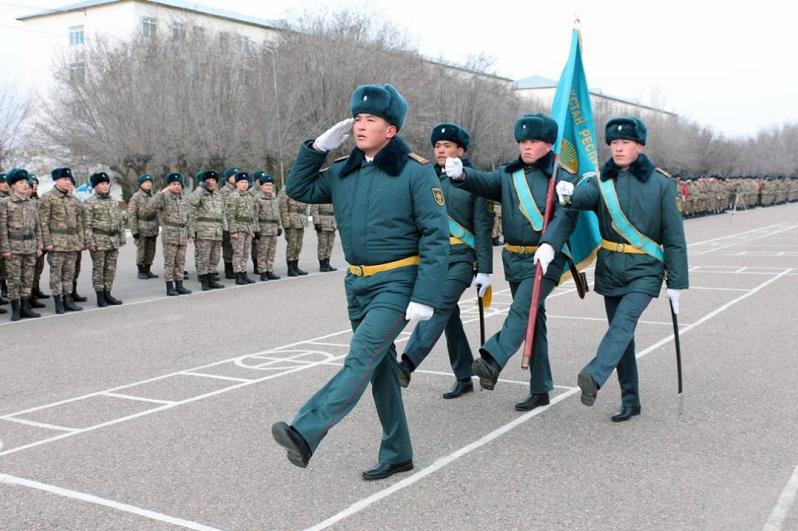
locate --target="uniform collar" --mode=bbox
[340,136,411,178]
[601,154,654,182]
[504,151,554,175]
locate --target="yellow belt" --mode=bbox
[504,243,539,254]
[348,255,421,277]
[600,239,646,254]
[450,236,465,245]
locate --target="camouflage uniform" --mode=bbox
[490,200,503,244]
[0,191,43,302]
[225,187,257,274]
[146,188,189,282]
[220,181,237,272]
[30,190,48,296]
[255,187,282,275]
[84,191,125,292]
[0,185,8,302]
[128,186,159,271]
[40,186,84,297]
[311,203,336,271]
[279,187,309,275]
[189,184,225,276]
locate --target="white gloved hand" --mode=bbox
[556,180,574,205]
[533,243,555,275]
[666,289,681,314]
[444,157,464,180]
[405,302,434,322]
[473,272,491,298]
[313,118,355,152]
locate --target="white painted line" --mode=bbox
[764,462,798,530]
[102,393,177,406]
[693,224,797,255]
[1,416,78,433]
[688,286,749,292]
[181,372,253,383]
[547,314,679,326]
[0,473,221,531]
[687,223,787,248]
[306,341,352,348]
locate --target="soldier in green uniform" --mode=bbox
[0,169,43,321]
[396,123,494,399]
[146,172,192,296]
[311,202,337,272]
[220,167,239,279]
[445,113,577,411]
[556,116,689,422]
[253,171,282,281]
[279,185,309,276]
[189,170,225,291]
[0,172,10,309]
[84,172,125,307]
[225,171,258,285]
[28,175,49,302]
[128,174,159,279]
[272,84,449,480]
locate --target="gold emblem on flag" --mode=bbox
[560,139,579,173]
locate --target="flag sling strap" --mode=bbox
[511,170,544,232]
[597,177,664,261]
[448,217,476,249]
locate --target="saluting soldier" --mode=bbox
[272,84,449,480]
[189,170,226,291]
[225,171,258,285]
[41,167,85,313]
[128,174,160,279]
[279,184,309,276]
[0,172,9,309]
[219,167,239,279]
[556,116,689,422]
[0,169,43,321]
[84,172,125,307]
[28,174,50,302]
[396,123,494,399]
[146,172,192,296]
[311,202,337,272]
[445,113,578,411]
[253,171,282,281]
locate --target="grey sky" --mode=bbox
[2,0,796,138]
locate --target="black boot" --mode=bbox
[145,264,158,278]
[224,262,235,279]
[235,272,247,285]
[211,271,221,281]
[10,300,21,321]
[54,295,65,314]
[319,259,331,272]
[166,281,178,296]
[137,264,149,280]
[200,274,211,291]
[326,259,337,271]
[287,260,298,277]
[242,272,256,284]
[104,290,122,305]
[265,271,280,280]
[33,282,50,299]
[260,272,269,281]
[174,280,192,294]
[20,298,41,318]
[71,282,87,302]
[96,290,108,307]
[294,261,308,276]
[208,274,224,289]
[28,295,45,309]
[63,294,82,312]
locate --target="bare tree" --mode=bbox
[0,81,33,170]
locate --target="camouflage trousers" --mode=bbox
[316,230,336,260]
[162,242,187,282]
[284,227,304,261]
[255,235,278,272]
[33,251,46,286]
[136,235,157,266]
[231,233,253,273]
[90,249,119,291]
[492,212,502,239]
[5,253,35,300]
[195,239,222,275]
[222,232,233,264]
[48,251,77,296]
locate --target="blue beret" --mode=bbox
[514,113,558,144]
[605,116,647,145]
[0,173,6,183]
[52,167,74,183]
[350,84,408,130]
[165,172,184,185]
[28,173,38,184]
[89,172,110,187]
[196,170,219,182]
[6,168,30,186]
[138,174,154,184]
[234,171,251,183]
[254,171,274,184]
[223,167,240,181]
[430,123,470,151]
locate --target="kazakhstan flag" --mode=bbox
[551,28,601,277]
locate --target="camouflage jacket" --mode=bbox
[311,203,336,232]
[84,192,125,250]
[40,186,84,251]
[0,193,43,255]
[145,189,189,245]
[278,188,308,229]
[255,190,281,236]
[225,189,257,235]
[189,186,225,241]
[128,188,159,237]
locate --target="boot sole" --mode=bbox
[578,371,597,406]
[472,360,497,391]
[271,422,309,469]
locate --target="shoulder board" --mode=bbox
[557,162,576,175]
[320,155,350,173]
[407,152,429,165]
[656,167,673,178]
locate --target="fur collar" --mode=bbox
[504,151,554,175]
[340,136,412,178]
[601,154,654,182]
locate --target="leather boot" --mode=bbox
[319,259,331,272]
[224,262,235,279]
[294,261,308,276]
[104,290,122,305]
[145,264,158,278]
[326,259,337,271]
[63,294,82,311]
[21,298,41,318]
[200,274,211,291]
[174,280,192,294]
[235,272,247,285]
[137,264,149,279]
[287,260,297,277]
[208,275,224,289]
[10,300,21,321]
[166,281,178,296]
[96,290,108,307]
[242,272,256,284]
[28,295,46,309]
[54,295,65,314]
[71,282,87,302]
[33,282,50,299]
[265,271,280,280]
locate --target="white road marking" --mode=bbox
[1,416,78,432]
[102,393,176,405]
[764,462,798,530]
[0,473,221,531]
[181,372,253,383]
[693,224,797,255]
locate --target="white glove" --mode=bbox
[313,118,354,152]
[556,180,574,205]
[533,243,555,275]
[666,289,681,314]
[473,273,491,298]
[405,302,434,322]
[444,157,464,180]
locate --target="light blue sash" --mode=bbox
[597,177,664,261]
[511,169,544,232]
[448,217,476,249]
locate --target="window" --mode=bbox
[69,25,84,45]
[141,17,156,38]
[172,22,185,41]
[69,62,86,84]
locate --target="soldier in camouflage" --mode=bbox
[40,167,84,313]
[225,171,257,285]
[189,170,225,291]
[128,174,159,279]
[0,169,43,321]
[84,172,125,307]
[311,203,337,272]
[0,172,8,309]
[220,167,239,279]
[28,175,50,303]
[279,185,309,276]
[146,173,192,296]
[253,171,282,280]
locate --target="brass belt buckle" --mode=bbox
[353,265,365,276]
[615,242,625,253]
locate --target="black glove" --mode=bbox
[132,233,139,240]
[277,228,283,236]
[315,224,322,232]
[254,232,261,240]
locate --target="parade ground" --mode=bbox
[1,203,797,530]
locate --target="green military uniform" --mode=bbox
[84,172,125,306]
[128,174,159,279]
[146,173,191,295]
[189,170,225,290]
[279,187,309,276]
[311,203,337,272]
[0,172,9,310]
[219,168,239,279]
[28,176,49,300]
[253,172,282,280]
[225,172,258,284]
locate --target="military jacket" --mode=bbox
[146,190,189,245]
[84,192,125,250]
[568,154,688,297]
[128,188,159,237]
[225,189,257,234]
[189,186,225,241]
[256,191,282,236]
[279,188,308,229]
[310,203,336,232]
[40,186,85,252]
[0,193,43,255]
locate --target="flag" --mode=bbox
[550,28,601,277]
